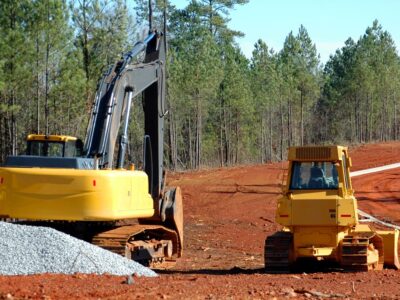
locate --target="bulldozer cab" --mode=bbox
[286,146,353,196]
[26,134,83,158]
[290,161,339,190]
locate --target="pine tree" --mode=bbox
[321,20,400,144]
[279,26,320,146]
[0,0,33,158]
[30,0,72,135]
[251,39,281,161]
[216,44,252,165]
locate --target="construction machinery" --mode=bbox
[265,145,400,272]
[0,31,183,268]
[24,134,83,157]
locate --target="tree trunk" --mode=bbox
[0,118,3,162]
[82,0,91,104]
[36,36,41,134]
[300,89,304,146]
[219,97,224,167]
[168,111,177,170]
[9,4,17,155]
[188,117,193,169]
[269,107,273,161]
[11,91,16,155]
[287,97,292,147]
[280,99,284,161]
[44,0,51,136]
[261,114,265,162]
[195,96,202,169]
[45,42,50,136]
[208,0,213,34]
[365,93,369,142]
[235,111,239,164]
[224,103,230,165]
[394,93,397,140]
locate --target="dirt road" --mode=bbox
[1,142,400,299]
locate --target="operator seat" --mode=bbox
[308,166,326,189]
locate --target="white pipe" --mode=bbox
[350,163,400,229]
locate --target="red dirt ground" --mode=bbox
[2,142,400,299]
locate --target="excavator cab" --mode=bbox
[26,134,83,157]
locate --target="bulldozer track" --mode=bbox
[341,234,383,272]
[264,231,292,273]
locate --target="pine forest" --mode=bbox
[1,0,400,170]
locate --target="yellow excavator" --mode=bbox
[265,145,400,272]
[0,31,183,268]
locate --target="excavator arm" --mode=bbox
[83,31,183,260]
[84,32,166,199]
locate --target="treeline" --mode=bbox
[164,2,400,169]
[0,0,133,161]
[1,1,400,170]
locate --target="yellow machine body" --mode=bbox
[265,145,400,272]
[0,167,154,221]
[27,134,78,142]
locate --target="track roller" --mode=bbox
[340,233,383,272]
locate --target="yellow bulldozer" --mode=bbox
[265,145,400,272]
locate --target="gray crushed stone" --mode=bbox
[0,221,157,277]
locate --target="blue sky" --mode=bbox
[168,0,400,63]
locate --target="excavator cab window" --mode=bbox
[290,161,339,190]
[28,141,46,156]
[27,139,83,157]
[64,140,83,157]
[47,142,64,157]
[28,141,64,157]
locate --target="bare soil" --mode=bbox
[2,142,400,299]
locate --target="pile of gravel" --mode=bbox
[0,221,157,277]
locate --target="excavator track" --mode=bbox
[340,234,383,272]
[92,224,180,269]
[12,220,180,269]
[264,231,293,273]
